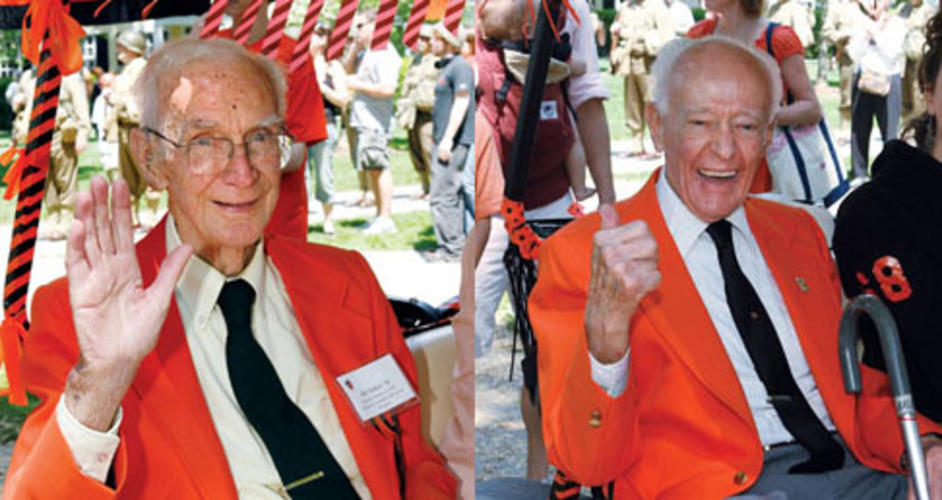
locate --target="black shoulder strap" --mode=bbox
[764,22,795,105]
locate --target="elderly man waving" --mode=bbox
[3,39,455,499]
[530,36,942,499]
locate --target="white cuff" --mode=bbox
[56,395,122,483]
[589,348,630,398]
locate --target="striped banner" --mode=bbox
[289,0,326,74]
[233,0,265,44]
[260,0,294,56]
[325,0,359,60]
[1,39,61,405]
[401,0,429,50]
[200,0,230,38]
[443,0,464,35]
[369,0,398,50]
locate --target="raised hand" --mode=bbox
[64,176,191,430]
[584,204,661,364]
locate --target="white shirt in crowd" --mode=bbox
[56,216,371,499]
[590,173,837,447]
[849,13,906,75]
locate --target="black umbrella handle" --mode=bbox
[504,0,561,202]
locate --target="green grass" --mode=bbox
[0,394,39,444]
[307,209,437,251]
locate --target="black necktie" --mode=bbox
[706,220,844,473]
[218,279,360,498]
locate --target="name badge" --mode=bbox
[540,100,558,120]
[336,354,419,422]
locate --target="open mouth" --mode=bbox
[213,199,258,211]
[697,169,737,180]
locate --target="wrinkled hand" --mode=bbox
[64,176,191,429]
[584,204,660,364]
[907,436,942,500]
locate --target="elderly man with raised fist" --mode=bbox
[529,36,942,499]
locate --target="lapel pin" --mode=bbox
[795,277,809,292]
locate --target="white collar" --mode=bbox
[166,215,266,331]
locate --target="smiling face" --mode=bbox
[649,44,773,223]
[155,57,281,265]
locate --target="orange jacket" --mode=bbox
[4,218,456,499]
[530,172,941,499]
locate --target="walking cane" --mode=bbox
[838,294,930,500]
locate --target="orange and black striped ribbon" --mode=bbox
[260,0,293,57]
[369,0,398,50]
[443,0,464,36]
[549,470,615,500]
[325,0,359,61]
[1,39,61,405]
[232,0,265,44]
[200,0,230,38]
[401,0,429,50]
[289,0,325,74]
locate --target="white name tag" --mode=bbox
[540,100,559,120]
[336,354,418,422]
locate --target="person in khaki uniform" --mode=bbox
[767,0,815,48]
[823,0,870,135]
[901,0,936,120]
[396,25,439,198]
[610,0,672,159]
[109,30,157,229]
[14,69,90,240]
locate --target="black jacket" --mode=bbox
[833,139,942,422]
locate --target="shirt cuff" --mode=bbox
[56,394,122,483]
[589,348,630,398]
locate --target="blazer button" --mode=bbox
[589,410,602,428]
[734,471,748,485]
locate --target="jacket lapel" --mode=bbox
[746,202,851,431]
[131,216,238,498]
[626,173,754,427]
[267,239,390,495]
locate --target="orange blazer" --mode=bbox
[530,172,941,499]
[4,218,456,499]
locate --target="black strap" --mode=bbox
[705,221,844,473]
[219,280,360,499]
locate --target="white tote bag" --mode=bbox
[764,23,850,207]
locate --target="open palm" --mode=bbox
[66,176,191,371]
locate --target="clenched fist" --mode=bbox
[584,204,661,364]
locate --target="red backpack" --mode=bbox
[476,17,575,210]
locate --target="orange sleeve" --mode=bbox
[767,25,804,64]
[3,282,128,499]
[686,18,717,39]
[529,224,642,486]
[474,110,505,220]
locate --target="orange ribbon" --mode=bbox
[18,0,87,75]
[1,145,26,200]
[0,318,27,405]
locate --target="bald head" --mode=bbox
[134,38,286,135]
[651,36,781,120]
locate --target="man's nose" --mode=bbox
[710,123,736,160]
[222,144,257,185]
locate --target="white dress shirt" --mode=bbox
[590,174,836,446]
[564,0,611,110]
[57,216,371,498]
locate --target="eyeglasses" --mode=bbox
[142,126,294,175]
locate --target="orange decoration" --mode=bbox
[871,255,912,303]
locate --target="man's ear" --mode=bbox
[130,127,170,190]
[646,103,665,152]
